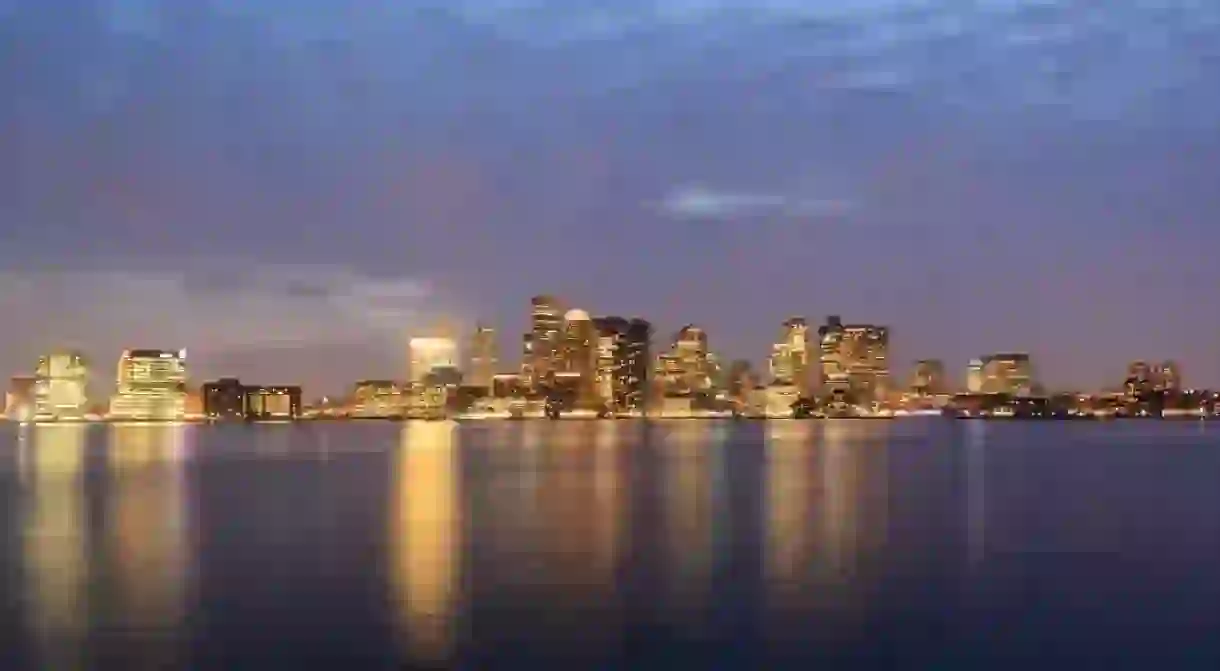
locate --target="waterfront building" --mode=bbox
[466,324,498,391]
[770,317,811,395]
[910,359,947,396]
[409,336,458,384]
[202,378,247,420]
[980,353,1034,396]
[350,380,406,418]
[523,295,565,391]
[818,316,890,402]
[108,349,188,421]
[33,350,89,420]
[246,386,302,419]
[592,316,652,412]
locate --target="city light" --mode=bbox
[2,294,1215,423]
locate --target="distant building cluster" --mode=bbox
[2,294,1213,422]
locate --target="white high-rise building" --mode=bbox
[108,349,188,421]
[34,351,89,420]
[409,337,458,383]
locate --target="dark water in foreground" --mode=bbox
[2,420,1220,669]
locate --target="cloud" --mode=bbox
[657,184,853,220]
[0,260,456,387]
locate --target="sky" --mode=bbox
[2,0,1219,395]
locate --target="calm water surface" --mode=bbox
[2,420,1219,669]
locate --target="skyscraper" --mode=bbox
[466,324,497,390]
[910,359,947,396]
[525,295,565,390]
[770,317,811,394]
[966,359,985,393]
[818,316,890,402]
[980,353,1034,396]
[33,350,89,420]
[593,316,652,412]
[409,336,458,384]
[561,309,599,408]
[108,349,188,421]
[673,325,711,393]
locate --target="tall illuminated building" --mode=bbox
[593,316,652,412]
[1158,360,1181,392]
[770,317,811,394]
[910,359,946,396]
[465,324,497,391]
[350,380,405,418]
[980,353,1034,396]
[524,295,565,390]
[673,325,711,393]
[108,349,188,421]
[409,336,458,384]
[818,316,890,402]
[966,359,985,393]
[561,309,599,407]
[33,351,89,420]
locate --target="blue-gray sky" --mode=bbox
[3,0,1219,394]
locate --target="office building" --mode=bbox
[966,359,984,393]
[246,386,302,419]
[350,380,405,418]
[818,316,890,402]
[203,378,247,420]
[409,336,458,384]
[5,375,36,420]
[592,316,652,412]
[770,317,811,394]
[466,324,498,390]
[980,353,1034,396]
[560,309,599,408]
[726,360,754,400]
[910,359,947,396]
[33,350,89,420]
[524,295,565,390]
[108,349,188,421]
[1159,361,1181,392]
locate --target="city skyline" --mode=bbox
[2,302,1201,401]
[3,1,1219,393]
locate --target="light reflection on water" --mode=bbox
[390,421,461,664]
[2,421,1220,668]
[21,424,88,671]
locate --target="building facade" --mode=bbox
[34,350,89,420]
[466,324,498,390]
[246,386,302,419]
[980,353,1034,396]
[108,349,188,421]
[409,336,458,384]
[203,378,247,419]
[818,316,890,402]
[592,316,652,412]
[770,317,811,395]
[910,359,947,396]
[523,295,565,391]
[560,309,599,408]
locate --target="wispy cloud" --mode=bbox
[0,260,450,370]
[657,184,853,220]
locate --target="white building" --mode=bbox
[34,351,89,420]
[108,349,187,421]
[409,337,458,383]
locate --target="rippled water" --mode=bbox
[1,420,1219,669]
